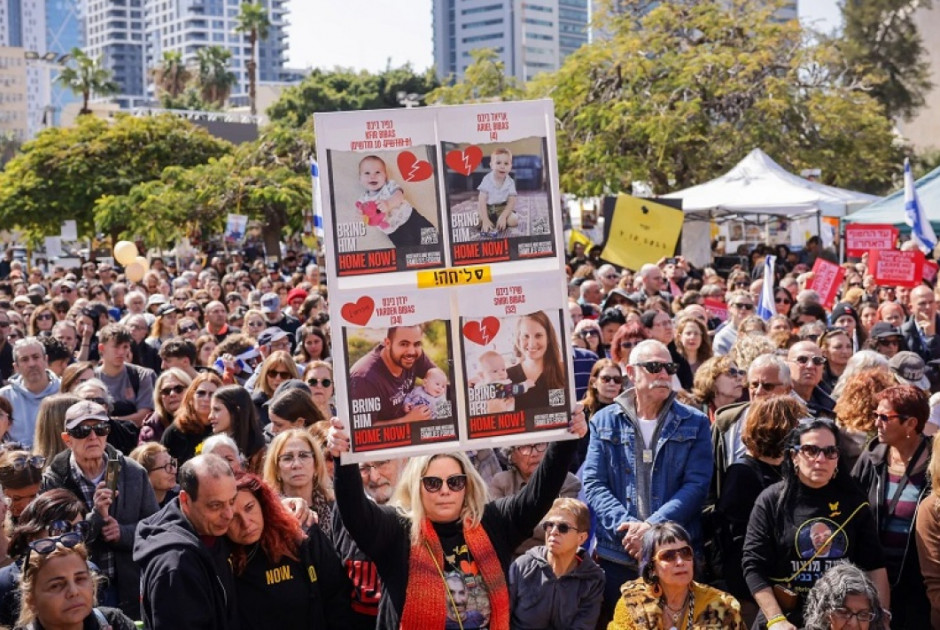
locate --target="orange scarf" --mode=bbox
[400,518,509,630]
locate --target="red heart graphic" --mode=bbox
[445,146,483,176]
[341,296,375,326]
[463,317,500,345]
[397,151,433,182]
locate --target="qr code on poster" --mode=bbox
[420,228,438,245]
[549,388,565,407]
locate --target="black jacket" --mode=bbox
[133,498,239,630]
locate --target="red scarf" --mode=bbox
[400,518,509,630]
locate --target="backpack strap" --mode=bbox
[125,364,140,397]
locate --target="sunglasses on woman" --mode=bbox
[541,520,580,534]
[7,455,46,471]
[159,385,185,397]
[599,374,623,384]
[179,324,199,335]
[28,530,86,555]
[421,474,467,493]
[267,370,292,379]
[307,378,332,388]
[47,520,91,539]
[794,444,839,460]
[655,545,694,563]
[67,422,111,440]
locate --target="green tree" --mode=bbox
[0,114,231,243]
[152,50,192,101]
[535,0,903,196]
[266,63,440,129]
[839,0,933,121]
[55,47,119,114]
[196,46,237,108]
[235,2,271,116]
[426,49,523,105]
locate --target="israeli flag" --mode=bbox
[756,254,776,321]
[311,160,325,241]
[905,157,937,255]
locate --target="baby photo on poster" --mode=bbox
[343,320,457,451]
[326,146,445,276]
[461,310,570,439]
[443,137,556,266]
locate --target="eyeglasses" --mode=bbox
[307,378,332,388]
[540,520,580,534]
[655,545,694,563]
[179,324,199,335]
[7,455,45,471]
[578,330,600,338]
[726,367,746,378]
[792,355,826,366]
[775,297,792,305]
[421,474,467,493]
[28,530,86,555]
[619,341,637,350]
[59,287,73,294]
[516,443,548,456]
[749,381,782,392]
[731,303,754,310]
[633,361,679,375]
[47,520,91,539]
[599,374,624,384]
[194,389,213,398]
[36,313,53,321]
[278,451,314,465]
[873,412,908,424]
[185,305,201,312]
[267,369,292,379]
[794,444,839,460]
[148,458,178,473]
[66,422,111,440]
[160,384,185,397]
[359,460,392,474]
[830,607,877,623]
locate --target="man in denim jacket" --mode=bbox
[583,339,712,625]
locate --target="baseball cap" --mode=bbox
[64,401,110,430]
[258,327,289,347]
[869,322,902,340]
[889,351,930,389]
[260,293,280,314]
[156,303,178,317]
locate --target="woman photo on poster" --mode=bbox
[507,311,566,410]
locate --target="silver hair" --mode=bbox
[201,434,242,459]
[629,339,670,364]
[12,337,45,362]
[748,354,792,386]
[75,378,115,413]
[802,563,883,630]
[831,350,890,398]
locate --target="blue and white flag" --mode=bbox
[310,160,325,243]
[905,157,937,255]
[756,254,776,321]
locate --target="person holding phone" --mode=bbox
[40,401,158,620]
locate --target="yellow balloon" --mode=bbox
[125,262,145,283]
[134,256,149,272]
[114,241,138,265]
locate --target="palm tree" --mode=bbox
[152,50,192,100]
[55,47,118,114]
[195,46,237,108]
[235,2,271,116]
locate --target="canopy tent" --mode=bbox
[660,148,879,265]
[842,163,940,234]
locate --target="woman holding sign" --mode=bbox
[327,407,587,630]
[508,312,567,411]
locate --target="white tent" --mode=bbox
[661,148,878,265]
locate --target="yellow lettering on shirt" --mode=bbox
[265,565,293,585]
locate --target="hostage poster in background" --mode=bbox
[438,102,558,266]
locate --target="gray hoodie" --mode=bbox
[0,370,60,446]
[508,545,605,630]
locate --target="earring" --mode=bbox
[651,580,662,598]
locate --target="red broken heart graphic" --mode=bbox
[446,146,483,176]
[397,151,433,182]
[463,317,500,345]
[341,297,375,326]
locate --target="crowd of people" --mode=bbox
[0,238,936,629]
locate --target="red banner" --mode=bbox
[704,298,728,323]
[845,224,898,257]
[808,258,845,309]
[868,249,925,288]
[925,260,939,284]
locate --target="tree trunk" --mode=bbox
[261,210,282,262]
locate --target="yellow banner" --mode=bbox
[417,265,492,289]
[600,195,683,270]
[567,229,594,254]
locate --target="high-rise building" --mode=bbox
[432,0,589,83]
[82,0,145,108]
[899,4,940,153]
[143,0,289,107]
[46,0,83,125]
[0,0,59,138]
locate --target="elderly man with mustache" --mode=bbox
[583,339,713,628]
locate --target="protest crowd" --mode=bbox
[0,230,938,630]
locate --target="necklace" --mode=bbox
[660,589,695,630]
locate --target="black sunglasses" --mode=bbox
[421,474,467,493]
[599,374,623,384]
[67,422,111,440]
[48,520,91,538]
[267,370,292,379]
[731,303,754,310]
[159,385,186,397]
[775,297,792,305]
[307,378,332,388]
[792,355,826,366]
[633,361,679,375]
[541,520,580,534]
[794,444,839,460]
[179,324,199,334]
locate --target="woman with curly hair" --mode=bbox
[674,316,711,374]
[833,368,897,470]
[691,356,744,422]
[226,472,351,629]
[802,563,886,630]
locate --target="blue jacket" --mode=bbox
[582,390,712,566]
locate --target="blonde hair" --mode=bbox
[33,393,81,463]
[545,497,590,532]
[254,351,299,397]
[129,441,169,471]
[391,451,489,545]
[263,429,333,502]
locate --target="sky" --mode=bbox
[286,0,843,73]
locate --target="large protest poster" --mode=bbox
[868,249,925,288]
[316,100,574,463]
